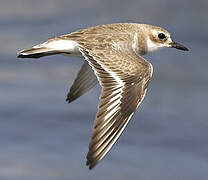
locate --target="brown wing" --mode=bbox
[77,44,152,169]
[66,61,98,103]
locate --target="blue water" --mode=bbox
[0,0,208,179]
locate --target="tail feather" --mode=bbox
[17,38,78,59]
[17,47,58,58]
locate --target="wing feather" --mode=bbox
[77,46,152,169]
[66,61,98,103]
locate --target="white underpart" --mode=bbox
[34,39,82,56]
[147,38,165,53]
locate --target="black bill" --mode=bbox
[170,41,189,51]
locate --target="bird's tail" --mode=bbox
[17,38,76,59]
[17,40,58,58]
[17,47,57,58]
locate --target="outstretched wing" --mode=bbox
[78,44,153,169]
[66,61,98,103]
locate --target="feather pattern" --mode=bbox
[76,41,152,169]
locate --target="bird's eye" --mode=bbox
[158,33,166,40]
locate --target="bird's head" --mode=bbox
[144,25,189,53]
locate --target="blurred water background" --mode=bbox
[0,0,208,179]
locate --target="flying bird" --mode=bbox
[17,23,188,169]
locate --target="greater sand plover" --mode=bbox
[17,23,189,169]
